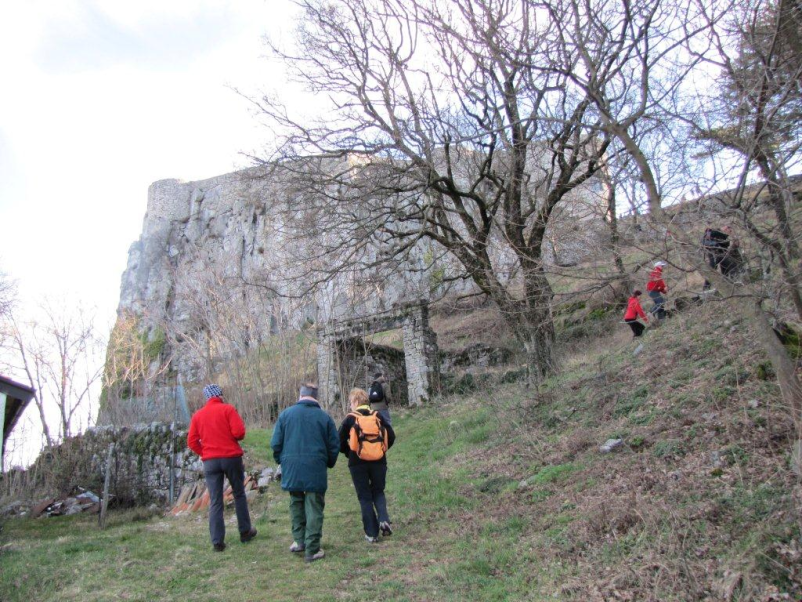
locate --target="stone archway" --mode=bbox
[317,301,440,410]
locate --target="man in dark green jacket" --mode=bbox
[270,383,339,563]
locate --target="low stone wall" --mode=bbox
[440,343,515,373]
[31,423,202,507]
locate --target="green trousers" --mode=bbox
[289,491,326,555]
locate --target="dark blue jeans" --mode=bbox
[349,462,390,538]
[625,319,645,337]
[203,456,252,546]
[648,291,666,319]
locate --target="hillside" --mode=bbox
[1,300,800,601]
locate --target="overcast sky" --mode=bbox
[0,0,302,326]
[0,0,310,466]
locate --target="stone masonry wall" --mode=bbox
[34,423,202,506]
[335,340,409,408]
[402,304,440,405]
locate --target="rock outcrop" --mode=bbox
[109,165,610,423]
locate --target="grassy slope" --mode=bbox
[1,301,800,601]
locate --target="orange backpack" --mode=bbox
[348,411,388,461]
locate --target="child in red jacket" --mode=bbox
[623,290,649,337]
[646,261,668,319]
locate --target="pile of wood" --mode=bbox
[169,475,259,516]
[31,488,101,518]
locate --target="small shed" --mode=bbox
[0,375,35,470]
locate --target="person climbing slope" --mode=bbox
[646,261,668,320]
[368,372,392,426]
[623,290,649,337]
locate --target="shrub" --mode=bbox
[652,439,685,458]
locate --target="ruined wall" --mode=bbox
[317,303,440,410]
[336,340,409,407]
[28,423,201,506]
[401,304,440,406]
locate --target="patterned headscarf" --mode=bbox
[203,384,223,400]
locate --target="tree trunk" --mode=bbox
[519,316,555,386]
[774,250,802,321]
[600,161,627,279]
[747,297,802,434]
[747,295,802,478]
[516,260,556,386]
[753,157,802,320]
[33,396,54,450]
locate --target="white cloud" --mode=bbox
[0,0,314,463]
[33,1,242,73]
[0,0,302,322]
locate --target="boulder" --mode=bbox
[600,438,624,453]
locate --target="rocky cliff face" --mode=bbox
[120,170,284,321]
[109,167,433,422]
[109,165,610,423]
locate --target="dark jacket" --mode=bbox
[702,229,729,257]
[271,399,339,493]
[187,397,245,461]
[338,406,396,467]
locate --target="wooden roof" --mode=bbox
[1,375,35,453]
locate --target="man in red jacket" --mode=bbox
[187,384,256,551]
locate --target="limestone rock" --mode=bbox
[600,438,624,453]
[110,164,608,423]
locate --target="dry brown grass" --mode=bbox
[425,299,802,600]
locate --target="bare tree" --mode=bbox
[8,303,103,446]
[100,312,172,425]
[549,0,802,454]
[0,269,15,322]
[151,247,318,424]
[0,269,18,357]
[252,0,613,383]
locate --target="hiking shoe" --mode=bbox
[365,535,379,543]
[240,528,257,543]
[213,542,226,552]
[380,521,393,536]
[304,549,325,563]
[289,541,305,553]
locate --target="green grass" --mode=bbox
[0,408,532,602]
[3,301,801,600]
[529,462,579,485]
